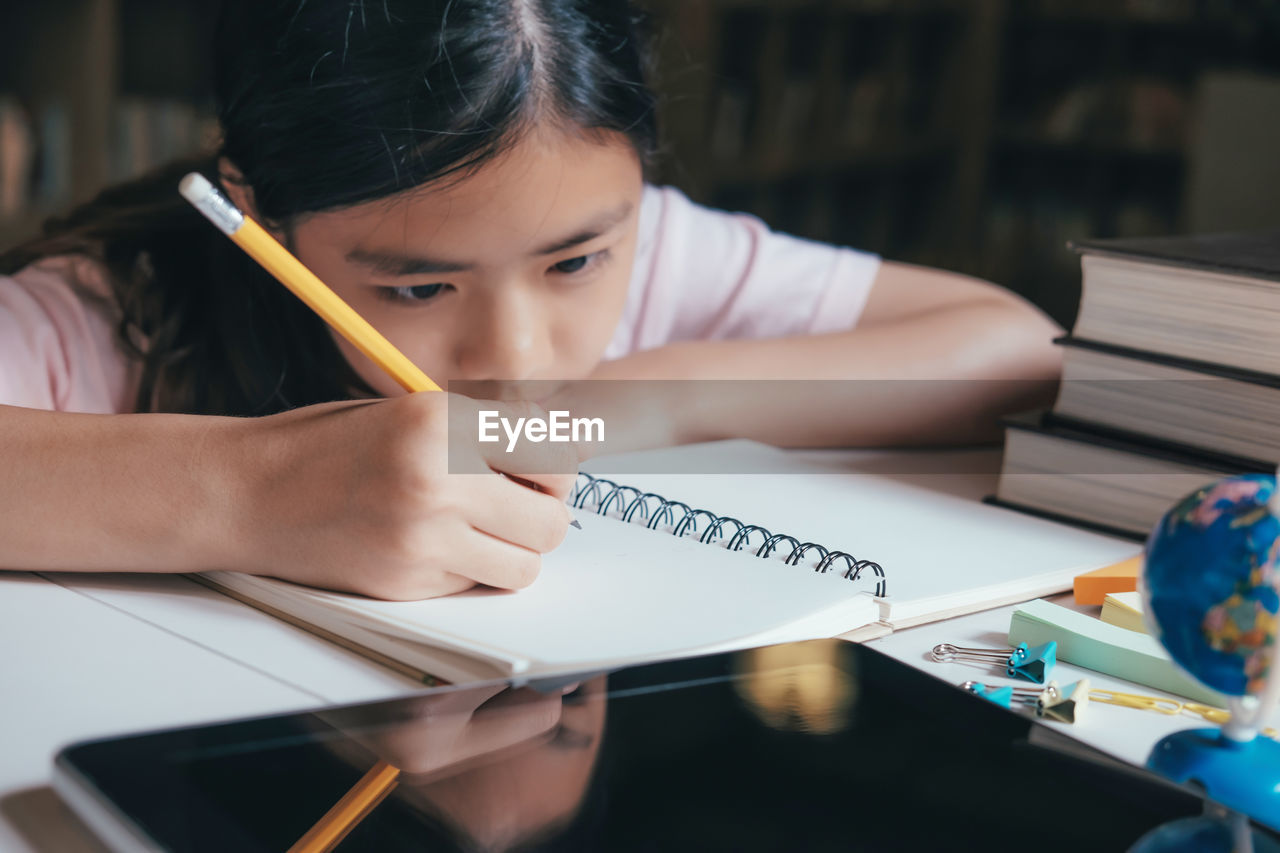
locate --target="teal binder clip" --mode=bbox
[1006,642,1056,683]
[932,641,1058,684]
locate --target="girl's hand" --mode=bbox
[226,393,578,600]
[321,683,566,782]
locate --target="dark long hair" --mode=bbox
[0,0,658,415]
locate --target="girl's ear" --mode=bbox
[218,157,288,242]
[217,157,258,218]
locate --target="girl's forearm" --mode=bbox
[609,297,1063,448]
[0,405,243,573]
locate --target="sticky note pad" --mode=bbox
[1009,598,1225,707]
[1073,554,1142,605]
[1100,591,1146,634]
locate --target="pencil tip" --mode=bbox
[570,519,583,530]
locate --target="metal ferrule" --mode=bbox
[194,185,245,235]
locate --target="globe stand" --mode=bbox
[1129,810,1280,853]
[1147,728,1280,830]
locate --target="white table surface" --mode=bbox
[0,571,427,852]
[0,449,1245,851]
[4,569,1241,853]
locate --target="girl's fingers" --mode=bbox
[453,523,548,591]
[502,470,579,503]
[446,691,563,765]
[459,471,574,556]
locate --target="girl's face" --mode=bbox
[286,126,645,395]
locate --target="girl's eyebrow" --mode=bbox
[345,249,469,276]
[345,201,634,277]
[532,201,634,256]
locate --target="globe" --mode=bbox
[1144,474,1280,701]
[1144,473,1280,828]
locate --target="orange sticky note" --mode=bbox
[1074,555,1142,605]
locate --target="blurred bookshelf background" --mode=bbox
[3,0,1280,327]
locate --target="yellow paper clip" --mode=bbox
[1180,703,1280,738]
[1181,702,1231,725]
[1080,690,1280,740]
[1088,688,1182,715]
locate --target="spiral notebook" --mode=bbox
[202,501,880,685]
[202,442,1138,684]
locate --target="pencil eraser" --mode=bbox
[179,172,243,235]
[178,172,214,205]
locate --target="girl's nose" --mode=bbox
[453,289,553,382]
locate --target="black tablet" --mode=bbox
[54,640,1271,852]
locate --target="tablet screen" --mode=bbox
[56,640,1247,852]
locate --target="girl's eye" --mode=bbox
[380,283,449,303]
[553,255,590,274]
[551,251,605,275]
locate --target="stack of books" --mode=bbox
[992,230,1280,539]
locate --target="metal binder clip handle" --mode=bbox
[932,643,1011,663]
[964,680,1056,713]
[962,681,1015,709]
[932,642,1057,685]
[961,678,1086,724]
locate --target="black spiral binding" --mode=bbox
[570,473,887,597]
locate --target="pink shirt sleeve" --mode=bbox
[0,257,137,414]
[604,185,882,359]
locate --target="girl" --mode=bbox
[0,0,1062,601]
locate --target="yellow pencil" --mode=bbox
[182,174,414,850]
[179,172,582,530]
[179,174,581,847]
[178,172,442,393]
[285,759,400,853]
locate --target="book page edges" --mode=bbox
[197,572,528,683]
[877,562,1138,629]
[197,572,882,684]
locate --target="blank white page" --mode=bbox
[207,509,877,677]
[580,442,1140,626]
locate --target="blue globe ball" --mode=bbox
[1145,474,1280,698]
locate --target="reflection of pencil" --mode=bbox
[287,759,400,853]
[179,172,580,528]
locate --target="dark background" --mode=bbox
[3,0,1280,328]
